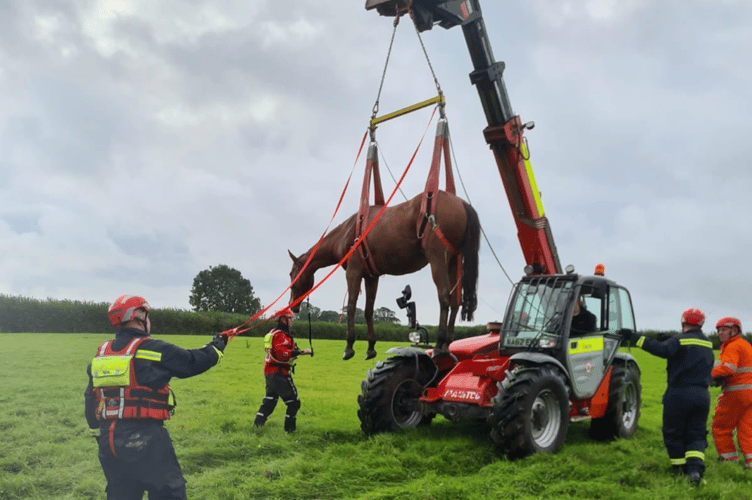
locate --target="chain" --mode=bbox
[412,17,444,115]
[371,16,402,123]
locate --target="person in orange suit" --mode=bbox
[712,317,752,469]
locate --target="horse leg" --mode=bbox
[428,256,453,354]
[363,276,379,360]
[343,268,362,361]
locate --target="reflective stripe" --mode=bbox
[720,452,738,460]
[521,142,545,219]
[745,454,752,460]
[212,346,224,361]
[738,367,752,373]
[722,361,738,371]
[636,336,646,348]
[723,384,752,392]
[685,450,705,461]
[679,338,713,349]
[568,336,604,355]
[670,457,686,465]
[135,350,162,362]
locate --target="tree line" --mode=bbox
[189,264,401,324]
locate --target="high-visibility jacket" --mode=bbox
[85,327,223,430]
[636,328,714,388]
[91,337,174,421]
[712,335,752,392]
[264,328,298,376]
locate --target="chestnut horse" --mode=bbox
[288,190,480,360]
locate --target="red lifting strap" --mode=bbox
[418,118,462,308]
[356,142,384,276]
[417,118,456,240]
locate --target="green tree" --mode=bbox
[189,264,261,315]
[295,301,321,321]
[374,306,400,324]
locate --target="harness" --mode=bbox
[91,337,174,422]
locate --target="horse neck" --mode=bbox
[302,228,349,271]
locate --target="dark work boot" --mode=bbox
[687,471,702,486]
[254,415,266,427]
[284,416,296,433]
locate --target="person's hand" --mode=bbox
[300,349,313,356]
[618,328,635,342]
[712,376,726,387]
[211,333,227,352]
[90,428,101,444]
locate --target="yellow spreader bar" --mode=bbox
[370,94,445,128]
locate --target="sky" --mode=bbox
[1,0,751,333]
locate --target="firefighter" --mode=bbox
[254,307,311,432]
[624,308,714,484]
[84,295,226,500]
[711,316,752,469]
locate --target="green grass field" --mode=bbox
[1,333,751,500]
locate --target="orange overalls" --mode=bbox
[712,335,752,468]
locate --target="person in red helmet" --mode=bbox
[84,295,227,500]
[711,316,752,469]
[623,308,714,485]
[254,307,311,432]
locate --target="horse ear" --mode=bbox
[288,249,297,262]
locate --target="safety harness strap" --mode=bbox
[356,141,384,277]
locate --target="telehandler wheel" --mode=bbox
[589,361,641,440]
[357,356,435,435]
[491,364,570,459]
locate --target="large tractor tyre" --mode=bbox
[491,365,570,460]
[589,361,641,441]
[357,356,435,435]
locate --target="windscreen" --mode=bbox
[501,278,575,349]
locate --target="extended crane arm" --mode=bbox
[366,0,562,275]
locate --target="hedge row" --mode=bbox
[2,294,744,349]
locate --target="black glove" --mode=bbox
[211,333,227,352]
[712,376,726,387]
[291,349,302,358]
[618,328,635,342]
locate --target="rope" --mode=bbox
[446,117,516,288]
[290,106,441,310]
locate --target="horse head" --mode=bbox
[288,250,315,313]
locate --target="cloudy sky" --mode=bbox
[1,0,750,333]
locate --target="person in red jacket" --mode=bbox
[712,316,752,468]
[254,307,311,432]
[85,295,226,500]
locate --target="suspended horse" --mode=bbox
[289,112,481,359]
[288,189,479,360]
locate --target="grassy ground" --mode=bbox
[1,333,751,499]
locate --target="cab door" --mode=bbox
[566,293,605,398]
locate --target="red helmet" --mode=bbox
[108,295,150,326]
[273,307,295,320]
[681,308,705,327]
[716,316,742,331]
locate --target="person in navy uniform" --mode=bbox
[85,295,226,500]
[624,308,714,485]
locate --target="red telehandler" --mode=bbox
[357,0,641,459]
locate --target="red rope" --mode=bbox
[225,105,440,340]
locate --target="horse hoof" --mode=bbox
[343,348,355,360]
[365,349,377,360]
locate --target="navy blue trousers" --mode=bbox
[662,386,710,474]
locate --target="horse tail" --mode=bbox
[460,202,480,321]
